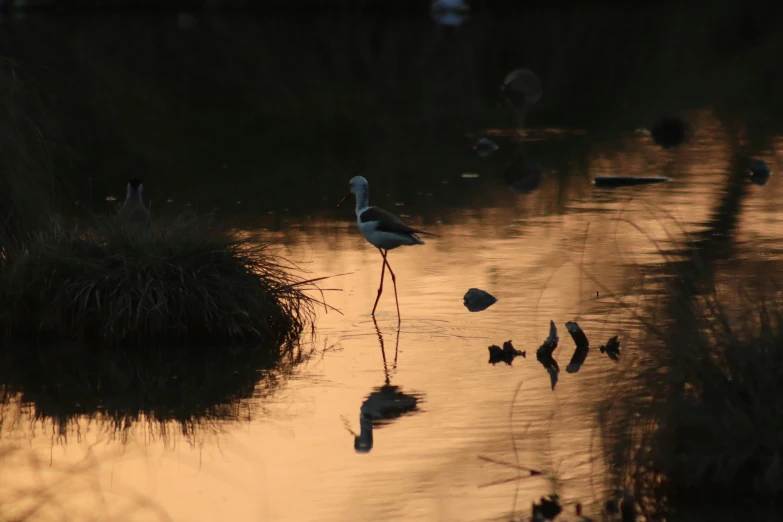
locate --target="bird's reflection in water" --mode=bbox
[468,68,547,196]
[500,69,544,195]
[349,319,423,453]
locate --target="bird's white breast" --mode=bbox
[357,216,380,244]
[356,216,420,250]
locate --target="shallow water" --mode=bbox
[1,106,782,521]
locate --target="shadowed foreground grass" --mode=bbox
[0,212,321,349]
[600,270,783,518]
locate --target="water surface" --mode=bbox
[2,108,782,522]
[2,9,783,520]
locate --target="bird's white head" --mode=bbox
[337,176,370,210]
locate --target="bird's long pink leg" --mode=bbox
[371,248,386,316]
[381,250,400,322]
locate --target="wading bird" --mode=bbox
[117,178,150,233]
[337,176,437,320]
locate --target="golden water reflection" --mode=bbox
[2,113,783,521]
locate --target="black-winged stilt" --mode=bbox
[337,176,437,320]
[117,178,150,233]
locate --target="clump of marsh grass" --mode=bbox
[0,212,322,349]
[600,270,783,517]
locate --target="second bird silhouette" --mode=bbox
[117,178,150,234]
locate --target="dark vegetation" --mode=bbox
[601,271,783,520]
[599,145,783,520]
[1,3,781,224]
[0,55,321,443]
[0,54,321,349]
[0,214,317,347]
[2,4,783,520]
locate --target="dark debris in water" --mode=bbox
[593,175,670,188]
[536,320,560,390]
[599,336,621,361]
[565,321,590,373]
[487,340,526,366]
[472,136,499,158]
[532,494,562,521]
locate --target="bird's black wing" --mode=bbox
[359,207,439,236]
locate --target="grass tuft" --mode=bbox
[0,212,320,349]
[600,269,783,516]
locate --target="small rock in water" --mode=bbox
[747,158,771,186]
[463,288,497,312]
[472,137,499,158]
[749,159,770,176]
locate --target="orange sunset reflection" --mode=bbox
[2,109,783,522]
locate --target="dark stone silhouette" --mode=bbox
[464,288,497,312]
[651,116,689,148]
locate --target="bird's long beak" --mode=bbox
[337,192,351,207]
